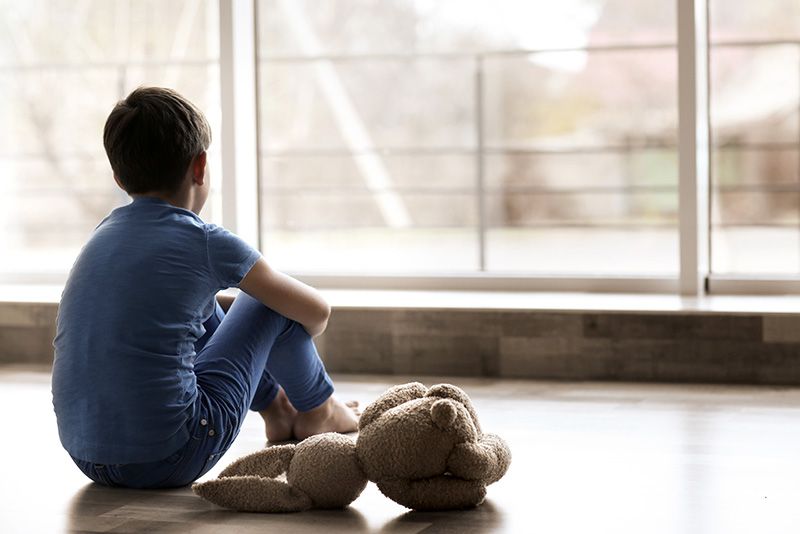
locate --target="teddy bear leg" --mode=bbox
[193,475,313,512]
[377,477,487,511]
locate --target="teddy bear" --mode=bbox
[192,382,511,512]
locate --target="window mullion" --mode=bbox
[677,0,710,295]
[219,0,259,247]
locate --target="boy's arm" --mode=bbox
[238,258,331,337]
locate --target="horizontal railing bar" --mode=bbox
[8,183,800,195]
[259,43,678,63]
[258,185,678,194]
[257,39,800,63]
[3,141,797,162]
[12,221,800,233]
[1,40,794,71]
[710,38,800,48]
[0,58,218,72]
[260,145,676,156]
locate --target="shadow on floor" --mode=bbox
[379,500,504,533]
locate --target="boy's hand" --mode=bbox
[239,258,331,337]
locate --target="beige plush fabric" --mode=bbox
[193,475,313,512]
[356,382,511,510]
[288,433,367,508]
[193,382,511,512]
[193,434,367,512]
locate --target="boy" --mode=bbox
[52,86,359,488]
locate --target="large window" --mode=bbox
[255,0,679,275]
[3,0,800,293]
[0,0,222,282]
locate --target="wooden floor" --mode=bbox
[3,365,800,533]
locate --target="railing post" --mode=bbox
[475,55,487,271]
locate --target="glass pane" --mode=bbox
[710,45,799,145]
[263,153,474,189]
[713,147,799,187]
[0,1,218,63]
[257,0,675,57]
[487,228,679,275]
[0,1,221,281]
[712,227,799,274]
[712,192,799,226]
[484,50,678,148]
[711,191,799,274]
[259,58,475,150]
[709,2,800,275]
[483,50,678,274]
[710,0,800,41]
[485,150,678,189]
[257,2,678,276]
[486,186,678,274]
[261,192,478,272]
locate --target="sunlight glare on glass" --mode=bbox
[411,0,599,71]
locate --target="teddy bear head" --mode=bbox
[355,382,510,510]
[356,383,480,481]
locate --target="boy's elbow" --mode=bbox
[319,302,332,325]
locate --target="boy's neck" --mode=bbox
[131,189,199,215]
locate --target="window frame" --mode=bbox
[242,0,712,294]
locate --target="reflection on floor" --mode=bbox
[3,365,800,533]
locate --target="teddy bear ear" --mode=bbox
[359,382,427,430]
[430,399,458,430]
[426,384,482,434]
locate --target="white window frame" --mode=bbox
[230,0,717,294]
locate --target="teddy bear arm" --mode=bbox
[218,444,295,478]
[358,382,427,430]
[447,433,511,485]
[378,477,487,511]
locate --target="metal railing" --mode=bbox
[3,40,800,250]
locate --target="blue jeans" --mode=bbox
[71,293,334,488]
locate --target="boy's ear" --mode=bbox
[113,174,125,191]
[191,151,207,185]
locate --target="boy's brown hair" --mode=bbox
[103,86,211,194]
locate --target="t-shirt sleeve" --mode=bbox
[205,224,262,288]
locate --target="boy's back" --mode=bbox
[52,196,259,464]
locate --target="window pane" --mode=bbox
[483,50,678,274]
[259,59,475,150]
[1,1,221,281]
[257,1,677,276]
[261,192,478,272]
[710,0,800,41]
[261,155,477,272]
[709,3,800,275]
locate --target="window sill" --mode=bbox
[2,284,800,315]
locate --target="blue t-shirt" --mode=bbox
[52,196,261,464]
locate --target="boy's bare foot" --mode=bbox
[258,387,298,442]
[293,395,360,440]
